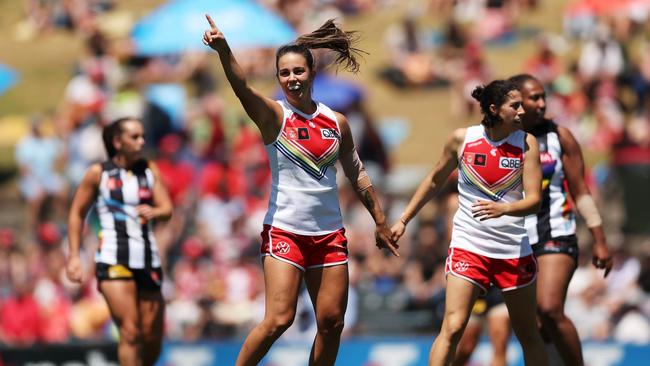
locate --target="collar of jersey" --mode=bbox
[283,99,321,120]
[481,126,512,147]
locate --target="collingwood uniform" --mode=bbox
[524,120,578,259]
[95,159,162,287]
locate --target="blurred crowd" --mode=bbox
[1,0,649,349]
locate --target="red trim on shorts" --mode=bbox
[445,247,538,293]
[264,226,306,271]
[501,254,538,292]
[260,225,348,272]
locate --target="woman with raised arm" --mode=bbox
[202,15,398,365]
[509,74,612,366]
[392,79,548,366]
[66,117,172,366]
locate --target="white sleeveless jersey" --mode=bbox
[451,125,531,259]
[95,160,161,269]
[263,100,343,235]
[525,120,576,244]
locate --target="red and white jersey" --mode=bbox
[263,100,343,235]
[451,125,531,259]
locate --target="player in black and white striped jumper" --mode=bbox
[66,117,172,366]
[510,74,613,366]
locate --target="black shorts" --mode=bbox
[471,286,505,316]
[531,235,579,264]
[96,263,163,291]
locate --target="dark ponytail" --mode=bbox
[276,19,366,74]
[471,79,519,128]
[102,117,134,158]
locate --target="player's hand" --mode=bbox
[203,14,227,52]
[592,241,613,277]
[390,221,406,243]
[136,204,156,221]
[376,223,400,257]
[66,255,83,283]
[472,200,507,220]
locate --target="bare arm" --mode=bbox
[392,128,465,240]
[338,113,399,256]
[558,126,612,275]
[203,14,283,143]
[66,164,101,283]
[471,133,541,219]
[507,133,542,215]
[135,162,173,222]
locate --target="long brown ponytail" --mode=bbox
[276,19,366,74]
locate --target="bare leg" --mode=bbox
[100,280,141,366]
[305,264,348,366]
[502,281,548,366]
[235,257,302,366]
[138,290,165,366]
[452,316,482,366]
[536,254,583,366]
[486,304,510,366]
[430,275,481,366]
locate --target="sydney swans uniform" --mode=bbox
[261,100,348,270]
[525,120,578,261]
[446,125,536,292]
[95,160,162,289]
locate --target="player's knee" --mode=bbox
[263,312,295,336]
[537,302,565,324]
[442,315,467,342]
[316,312,345,336]
[119,320,141,344]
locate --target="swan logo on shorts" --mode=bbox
[454,261,470,272]
[275,241,291,254]
[499,157,521,170]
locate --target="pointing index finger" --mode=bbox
[205,14,217,29]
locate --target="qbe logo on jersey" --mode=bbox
[321,128,340,140]
[499,157,521,170]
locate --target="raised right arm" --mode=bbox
[203,14,283,142]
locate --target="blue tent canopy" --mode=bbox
[132,0,296,56]
[0,64,18,96]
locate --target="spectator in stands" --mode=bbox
[14,118,68,237]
